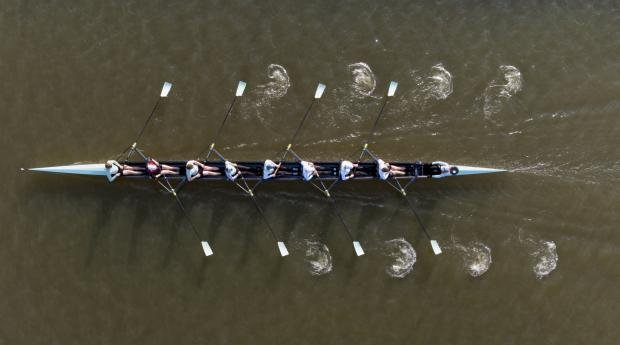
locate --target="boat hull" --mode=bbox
[29,161,506,180]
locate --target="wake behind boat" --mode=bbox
[27,80,506,258]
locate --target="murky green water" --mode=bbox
[1,1,619,344]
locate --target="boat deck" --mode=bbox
[125,161,442,181]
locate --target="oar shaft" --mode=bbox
[404,196,432,240]
[330,198,354,241]
[368,98,388,139]
[133,98,162,146]
[288,99,315,149]
[250,195,279,242]
[173,193,202,242]
[212,96,238,146]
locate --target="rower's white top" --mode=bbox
[105,160,122,182]
[186,161,200,180]
[376,159,389,180]
[263,159,278,180]
[340,160,354,180]
[301,161,316,181]
[224,161,238,180]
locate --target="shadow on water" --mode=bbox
[127,205,148,265]
[84,198,115,268]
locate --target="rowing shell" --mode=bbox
[29,160,506,179]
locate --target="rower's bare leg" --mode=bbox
[122,170,143,176]
[161,169,179,175]
[202,171,221,176]
[392,165,406,171]
[391,170,406,176]
[161,164,179,171]
[201,164,219,171]
[124,165,144,171]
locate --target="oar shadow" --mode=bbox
[159,200,189,270]
[203,196,230,243]
[236,198,261,266]
[126,204,149,265]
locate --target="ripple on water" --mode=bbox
[254,64,290,106]
[383,238,417,278]
[453,240,492,277]
[404,63,453,111]
[347,62,377,98]
[303,240,333,276]
[531,240,559,279]
[483,65,523,119]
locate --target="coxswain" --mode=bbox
[186,160,221,182]
[339,160,358,181]
[146,158,179,179]
[104,160,143,182]
[300,160,319,181]
[263,159,281,180]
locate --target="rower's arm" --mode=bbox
[108,172,121,182]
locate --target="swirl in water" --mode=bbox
[384,238,417,278]
[453,241,492,277]
[304,240,333,276]
[531,240,558,279]
[407,63,453,109]
[255,64,290,105]
[483,65,523,118]
[347,62,377,97]
[425,63,453,100]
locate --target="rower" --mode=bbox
[340,160,358,181]
[224,160,243,181]
[146,158,179,179]
[104,160,143,182]
[263,159,281,180]
[186,160,221,182]
[301,160,319,181]
[376,158,406,180]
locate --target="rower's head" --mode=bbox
[186,161,194,169]
[381,166,390,173]
[105,161,114,169]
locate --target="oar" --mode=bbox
[250,196,289,256]
[170,188,214,256]
[331,199,364,256]
[129,82,173,152]
[404,196,442,255]
[287,83,325,152]
[267,83,326,179]
[351,81,398,174]
[200,81,247,159]
[368,80,397,141]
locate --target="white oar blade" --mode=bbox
[387,81,398,97]
[314,83,326,99]
[236,81,247,97]
[160,82,172,97]
[353,241,365,256]
[277,241,289,257]
[201,241,214,256]
[430,240,442,255]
